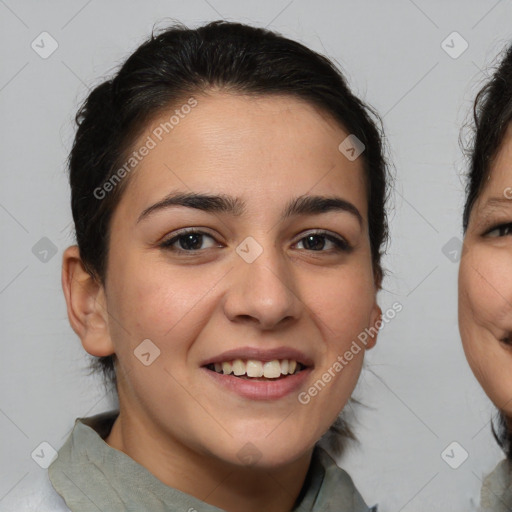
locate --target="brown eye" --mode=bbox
[486,223,512,238]
[160,230,219,252]
[294,231,350,252]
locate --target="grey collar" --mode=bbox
[49,410,375,512]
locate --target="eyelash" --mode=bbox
[484,223,512,238]
[159,228,350,254]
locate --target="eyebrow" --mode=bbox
[480,196,512,212]
[137,191,363,226]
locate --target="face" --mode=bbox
[87,92,380,468]
[459,125,512,416]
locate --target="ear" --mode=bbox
[61,245,114,357]
[365,303,382,350]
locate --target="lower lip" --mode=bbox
[202,367,312,401]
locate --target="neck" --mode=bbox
[104,410,313,512]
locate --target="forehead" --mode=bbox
[114,92,368,222]
[472,126,512,210]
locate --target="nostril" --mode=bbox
[500,335,512,345]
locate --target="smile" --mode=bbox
[205,359,304,379]
[200,347,313,400]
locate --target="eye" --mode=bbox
[294,231,350,252]
[485,223,512,238]
[159,229,220,252]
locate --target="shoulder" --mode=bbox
[0,469,70,512]
[311,447,377,511]
[480,458,512,511]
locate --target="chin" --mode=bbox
[209,435,312,470]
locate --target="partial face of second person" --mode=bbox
[460,124,512,415]
[65,91,381,477]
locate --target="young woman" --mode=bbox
[459,45,512,511]
[42,20,389,511]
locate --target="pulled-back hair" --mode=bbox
[67,20,390,453]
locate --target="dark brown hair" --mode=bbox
[67,19,390,453]
[463,44,512,230]
[462,44,512,459]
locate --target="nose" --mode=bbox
[222,244,302,331]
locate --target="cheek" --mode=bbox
[301,268,376,369]
[315,271,376,331]
[460,247,512,337]
[459,247,512,413]
[106,254,224,349]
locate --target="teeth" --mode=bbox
[247,360,263,377]
[222,361,232,375]
[263,360,281,378]
[232,359,245,376]
[211,359,303,378]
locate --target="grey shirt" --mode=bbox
[48,410,376,511]
[479,458,512,511]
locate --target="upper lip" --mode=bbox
[200,346,314,367]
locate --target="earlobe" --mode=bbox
[365,304,382,350]
[61,245,115,357]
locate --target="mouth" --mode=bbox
[204,359,307,380]
[200,347,313,400]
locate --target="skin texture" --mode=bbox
[459,125,512,418]
[62,91,381,512]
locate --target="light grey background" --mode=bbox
[1,1,511,510]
